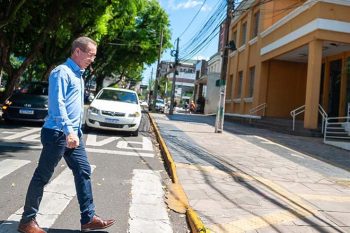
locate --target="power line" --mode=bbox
[179,0,226,60]
[178,0,208,39]
[180,0,226,50]
[179,0,307,60]
[179,1,226,58]
[180,21,223,61]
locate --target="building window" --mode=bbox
[248,67,255,97]
[232,30,237,45]
[240,22,247,46]
[237,71,243,98]
[226,75,233,99]
[252,11,260,38]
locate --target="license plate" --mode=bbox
[19,109,34,115]
[105,118,119,123]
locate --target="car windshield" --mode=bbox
[97,89,138,104]
[20,82,48,95]
[156,99,164,104]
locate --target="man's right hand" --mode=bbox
[66,133,80,148]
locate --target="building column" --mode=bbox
[304,40,323,129]
[253,61,269,116]
[339,55,348,117]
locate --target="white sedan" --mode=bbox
[85,87,142,136]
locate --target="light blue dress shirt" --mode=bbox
[43,58,85,136]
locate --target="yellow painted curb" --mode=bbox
[148,113,210,233]
[148,112,178,183]
[187,208,209,233]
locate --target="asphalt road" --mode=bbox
[0,113,189,233]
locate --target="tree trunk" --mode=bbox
[95,74,104,93]
[3,52,37,100]
[0,0,27,29]
[43,64,56,81]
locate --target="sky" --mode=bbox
[142,0,223,85]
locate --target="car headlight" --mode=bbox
[128,112,141,117]
[88,106,99,114]
[2,99,11,110]
[4,99,12,105]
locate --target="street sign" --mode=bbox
[215,79,226,87]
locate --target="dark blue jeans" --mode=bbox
[21,128,95,225]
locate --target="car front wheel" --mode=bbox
[130,128,139,137]
[82,123,90,133]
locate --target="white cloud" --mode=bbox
[200,4,212,12]
[168,0,209,10]
[176,0,202,9]
[193,55,209,60]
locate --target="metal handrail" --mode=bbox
[290,104,328,133]
[249,103,267,116]
[324,116,350,143]
[290,105,305,131]
[318,104,328,134]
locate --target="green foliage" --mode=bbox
[0,0,171,99]
[9,55,22,69]
[92,0,171,91]
[158,76,172,98]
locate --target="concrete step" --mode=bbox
[225,115,323,137]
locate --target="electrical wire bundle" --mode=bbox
[179,0,228,61]
[178,0,310,61]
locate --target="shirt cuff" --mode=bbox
[63,125,74,136]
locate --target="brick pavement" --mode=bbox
[151,113,350,233]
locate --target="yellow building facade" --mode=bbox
[226,0,350,129]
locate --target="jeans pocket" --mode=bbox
[41,128,66,146]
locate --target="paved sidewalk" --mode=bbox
[151,113,350,233]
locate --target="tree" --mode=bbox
[92,0,171,92]
[0,0,171,100]
[158,75,171,98]
[0,0,110,100]
[0,0,26,28]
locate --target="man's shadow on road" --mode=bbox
[0,221,109,233]
[49,230,108,233]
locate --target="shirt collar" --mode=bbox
[66,58,85,77]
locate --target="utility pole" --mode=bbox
[148,67,154,109]
[0,68,3,87]
[169,38,179,115]
[215,0,234,133]
[152,29,164,111]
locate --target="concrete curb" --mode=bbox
[148,112,210,233]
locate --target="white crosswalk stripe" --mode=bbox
[0,159,30,180]
[0,165,95,232]
[0,128,155,157]
[128,169,173,233]
[86,148,154,157]
[3,128,41,140]
[0,159,173,232]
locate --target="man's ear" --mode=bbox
[76,48,81,56]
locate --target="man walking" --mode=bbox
[18,36,115,233]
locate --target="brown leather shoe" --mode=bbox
[81,215,116,232]
[18,219,46,233]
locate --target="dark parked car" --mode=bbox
[1,82,48,123]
